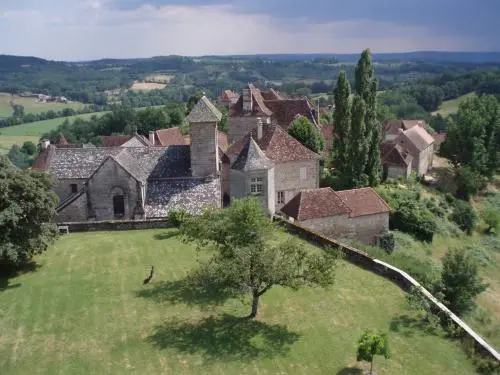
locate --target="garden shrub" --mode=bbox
[168,209,191,227]
[450,200,477,235]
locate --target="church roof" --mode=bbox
[231,137,274,171]
[187,95,222,123]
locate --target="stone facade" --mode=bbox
[56,192,88,222]
[385,164,411,180]
[190,122,219,177]
[228,116,270,145]
[230,168,276,215]
[53,178,86,201]
[274,160,319,210]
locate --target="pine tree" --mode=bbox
[355,49,381,186]
[350,95,369,187]
[333,71,351,173]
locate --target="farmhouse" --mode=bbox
[228,84,319,144]
[281,187,390,244]
[381,119,435,177]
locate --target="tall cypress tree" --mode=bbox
[350,95,369,187]
[355,49,381,186]
[333,71,351,174]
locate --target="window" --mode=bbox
[300,167,307,180]
[250,177,263,195]
[70,184,78,193]
[277,191,285,204]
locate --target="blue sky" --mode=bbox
[0,0,499,60]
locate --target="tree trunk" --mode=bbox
[248,291,259,318]
[370,359,373,375]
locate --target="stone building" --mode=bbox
[381,119,435,178]
[228,84,319,144]
[281,187,390,244]
[227,120,320,214]
[33,96,224,222]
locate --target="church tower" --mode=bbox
[187,95,222,178]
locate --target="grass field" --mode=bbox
[432,92,477,117]
[0,135,40,155]
[130,81,167,91]
[0,112,108,137]
[0,229,477,375]
[0,93,85,117]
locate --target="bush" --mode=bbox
[168,210,191,227]
[482,236,500,252]
[455,166,487,200]
[378,232,395,253]
[465,245,492,268]
[450,200,477,235]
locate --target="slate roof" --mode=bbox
[101,135,132,147]
[145,178,221,218]
[187,95,222,123]
[337,188,391,218]
[227,123,320,163]
[402,126,435,152]
[382,143,413,166]
[281,188,351,221]
[231,137,274,171]
[42,146,191,180]
[155,127,186,146]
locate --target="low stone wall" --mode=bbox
[277,217,500,362]
[58,219,173,232]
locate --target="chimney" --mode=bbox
[256,118,263,140]
[243,87,253,113]
[148,131,155,145]
[41,138,50,150]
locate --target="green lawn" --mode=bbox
[0,135,40,155]
[0,93,85,117]
[0,229,477,375]
[432,92,477,117]
[0,112,108,137]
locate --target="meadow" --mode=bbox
[0,136,40,155]
[0,229,478,375]
[0,93,85,117]
[432,92,477,117]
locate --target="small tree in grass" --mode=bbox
[180,197,338,318]
[356,330,390,374]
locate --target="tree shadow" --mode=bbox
[147,313,300,362]
[390,314,439,337]
[153,230,181,240]
[336,367,363,375]
[0,261,41,293]
[135,271,237,308]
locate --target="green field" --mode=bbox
[0,112,108,137]
[432,92,477,117]
[0,229,477,375]
[0,135,40,155]
[0,93,85,117]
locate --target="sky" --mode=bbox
[0,0,499,61]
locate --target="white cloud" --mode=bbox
[0,2,486,60]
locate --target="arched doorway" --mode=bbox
[113,194,125,218]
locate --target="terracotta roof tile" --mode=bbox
[337,187,391,217]
[227,123,320,163]
[101,135,132,147]
[261,89,283,100]
[281,188,351,221]
[249,84,273,116]
[56,133,69,145]
[401,126,434,152]
[217,130,228,151]
[155,127,186,146]
[382,143,413,166]
[265,99,318,129]
[383,119,426,137]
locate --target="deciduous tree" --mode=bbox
[180,198,338,318]
[356,330,390,375]
[288,115,324,153]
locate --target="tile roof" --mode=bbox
[187,95,222,123]
[337,187,391,217]
[383,119,426,136]
[32,146,56,171]
[261,89,283,101]
[43,146,190,180]
[227,123,320,163]
[217,130,228,151]
[56,133,69,145]
[155,127,186,146]
[402,126,435,152]
[220,90,240,102]
[281,187,351,221]
[249,84,273,116]
[264,99,318,129]
[145,178,221,217]
[382,143,413,166]
[231,137,274,171]
[101,135,132,147]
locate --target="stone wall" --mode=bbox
[230,168,275,215]
[417,145,434,176]
[387,164,411,180]
[86,158,140,221]
[56,192,88,222]
[59,218,173,232]
[53,178,86,200]
[277,218,500,363]
[190,121,218,177]
[228,116,271,144]
[350,213,390,244]
[274,160,319,211]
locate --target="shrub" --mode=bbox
[450,200,477,235]
[482,236,500,252]
[378,232,395,253]
[465,245,492,268]
[455,166,487,200]
[168,209,191,227]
